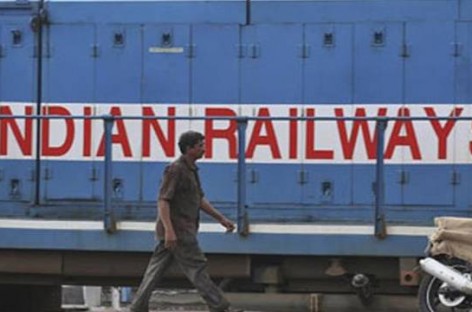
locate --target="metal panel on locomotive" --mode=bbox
[0,0,471,310]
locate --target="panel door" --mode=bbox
[241,24,303,104]
[0,104,35,202]
[0,17,36,202]
[1,18,35,101]
[192,24,239,104]
[142,25,190,103]
[94,104,142,202]
[43,25,95,200]
[405,22,455,103]
[96,24,141,103]
[456,22,472,104]
[244,105,303,208]
[401,105,455,206]
[304,24,353,104]
[403,22,455,206]
[456,23,472,210]
[354,23,403,104]
[352,105,403,206]
[302,105,352,208]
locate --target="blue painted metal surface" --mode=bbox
[353,22,403,104]
[0,0,471,260]
[405,22,455,103]
[241,24,303,104]
[45,0,246,24]
[142,24,190,103]
[303,24,353,104]
[192,24,240,104]
[95,24,141,104]
[0,226,430,257]
[0,17,35,102]
[456,22,472,104]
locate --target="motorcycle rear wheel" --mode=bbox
[418,272,472,312]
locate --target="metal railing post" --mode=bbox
[103,115,116,233]
[237,117,249,236]
[374,118,388,239]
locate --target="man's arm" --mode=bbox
[158,199,177,249]
[200,197,235,232]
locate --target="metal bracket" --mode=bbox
[44,167,53,180]
[298,44,310,58]
[90,167,99,181]
[397,170,409,185]
[237,44,246,58]
[374,118,388,239]
[249,169,258,184]
[29,169,36,182]
[297,170,308,185]
[186,44,196,58]
[451,42,462,57]
[401,43,410,58]
[250,44,260,59]
[451,171,461,185]
[91,44,100,58]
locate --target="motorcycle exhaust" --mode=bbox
[420,257,472,295]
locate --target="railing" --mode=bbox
[1,114,471,238]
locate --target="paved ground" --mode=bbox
[65,293,419,312]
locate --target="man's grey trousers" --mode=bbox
[130,237,230,312]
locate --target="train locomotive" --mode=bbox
[0,0,471,309]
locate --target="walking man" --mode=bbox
[130,131,243,312]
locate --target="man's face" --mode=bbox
[188,140,205,160]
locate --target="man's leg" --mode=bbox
[173,237,230,312]
[129,242,173,312]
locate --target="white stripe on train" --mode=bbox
[0,219,434,236]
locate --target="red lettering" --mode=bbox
[289,108,298,159]
[336,107,388,159]
[83,107,92,157]
[41,106,75,157]
[204,108,237,159]
[425,107,463,160]
[0,106,33,156]
[246,108,281,159]
[305,108,334,159]
[97,107,133,157]
[385,108,421,160]
[142,107,175,157]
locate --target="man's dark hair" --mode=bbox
[178,131,205,154]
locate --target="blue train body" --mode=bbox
[0,0,472,294]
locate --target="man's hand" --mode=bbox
[165,229,178,249]
[220,217,236,233]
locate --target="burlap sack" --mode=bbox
[429,217,472,263]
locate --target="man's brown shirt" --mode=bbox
[156,155,204,240]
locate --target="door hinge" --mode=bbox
[451,42,462,57]
[186,44,196,58]
[451,171,461,185]
[400,43,410,58]
[297,170,308,184]
[397,170,409,185]
[91,44,100,58]
[298,44,310,59]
